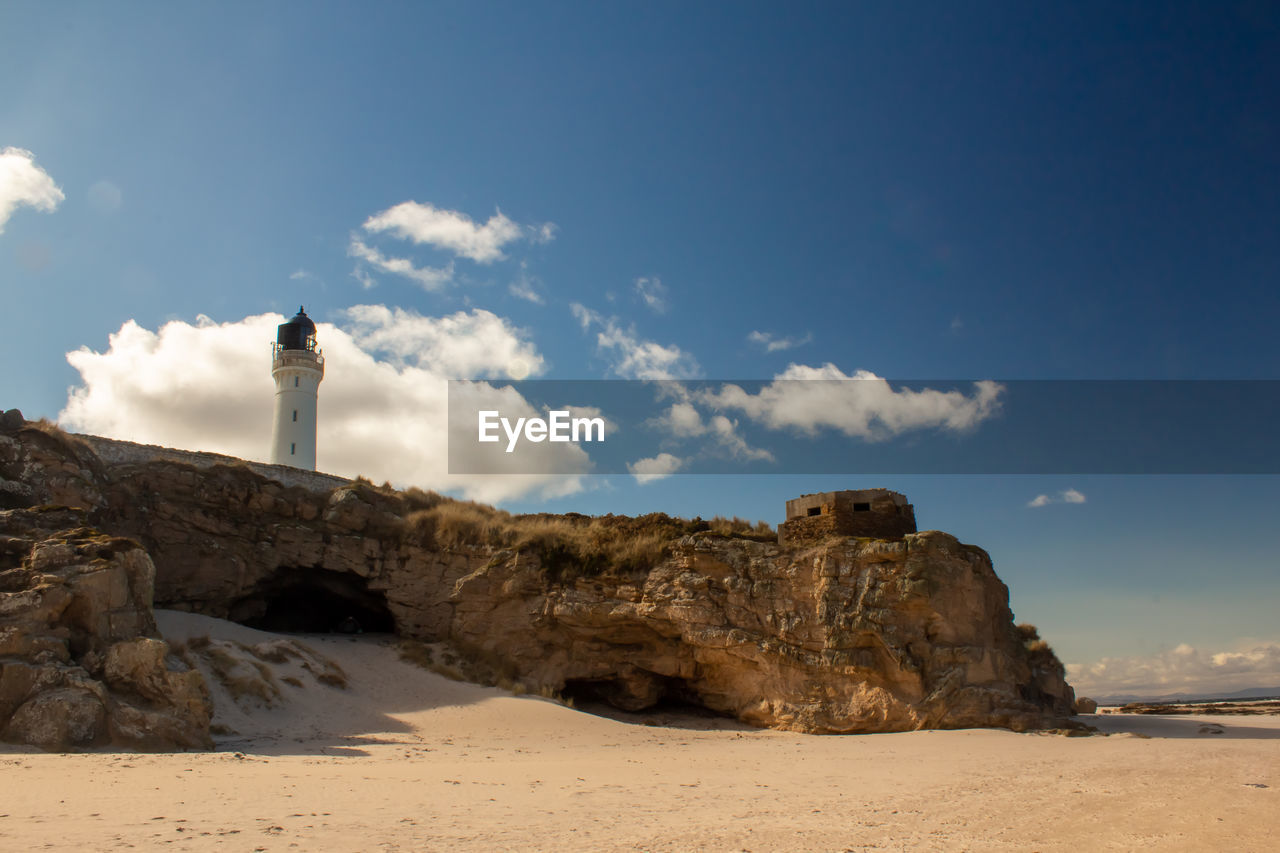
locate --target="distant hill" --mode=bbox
[1096,686,1280,706]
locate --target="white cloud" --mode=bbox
[509,279,543,304]
[0,147,64,233]
[627,452,684,484]
[650,402,773,462]
[1067,642,1280,698]
[633,277,668,313]
[342,304,544,379]
[348,237,454,291]
[746,330,812,353]
[656,401,706,437]
[700,365,1003,441]
[570,302,598,331]
[570,303,700,380]
[1028,489,1087,508]
[361,200,553,264]
[706,414,774,462]
[509,262,544,304]
[59,307,583,503]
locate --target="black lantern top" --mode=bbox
[276,306,318,351]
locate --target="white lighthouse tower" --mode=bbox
[269,306,324,469]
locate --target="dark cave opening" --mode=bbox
[561,674,726,719]
[229,567,396,634]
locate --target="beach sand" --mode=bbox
[2,611,1276,851]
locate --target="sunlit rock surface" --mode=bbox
[2,412,1075,739]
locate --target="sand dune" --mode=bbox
[2,611,1276,851]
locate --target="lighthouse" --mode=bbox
[269,306,324,469]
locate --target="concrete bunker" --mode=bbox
[228,567,395,634]
[778,488,917,545]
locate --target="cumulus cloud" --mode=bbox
[633,277,668,313]
[570,303,700,380]
[746,330,812,353]
[700,365,1003,441]
[655,401,706,437]
[1068,642,1280,698]
[361,200,553,264]
[627,452,684,483]
[650,402,773,462]
[341,304,544,378]
[59,307,584,503]
[348,237,454,291]
[0,147,64,233]
[1028,489,1087,508]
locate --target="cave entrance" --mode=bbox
[229,567,395,634]
[561,674,727,721]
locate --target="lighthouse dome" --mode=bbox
[277,306,317,351]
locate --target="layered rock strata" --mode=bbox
[1,412,1075,739]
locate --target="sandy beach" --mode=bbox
[0,612,1274,852]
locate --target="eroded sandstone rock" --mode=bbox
[92,463,1075,732]
[0,503,211,751]
[4,415,1078,736]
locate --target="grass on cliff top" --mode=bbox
[343,478,776,579]
[406,502,773,578]
[19,418,97,460]
[1017,623,1066,676]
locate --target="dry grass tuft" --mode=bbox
[181,634,348,709]
[1016,623,1064,674]
[19,418,98,463]
[335,478,775,580]
[399,500,774,580]
[297,646,348,689]
[706,515,777,541]
[204,645,281,705]
[316,670,348,689]
[396,638,576,705]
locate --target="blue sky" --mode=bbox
[3,1,1279,697]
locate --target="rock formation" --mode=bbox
[0,417,212,750]
[0,411,1078,743]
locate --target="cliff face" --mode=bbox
[443,532,1074,732]
[0,423,212,750]
[0,415,1075,739]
